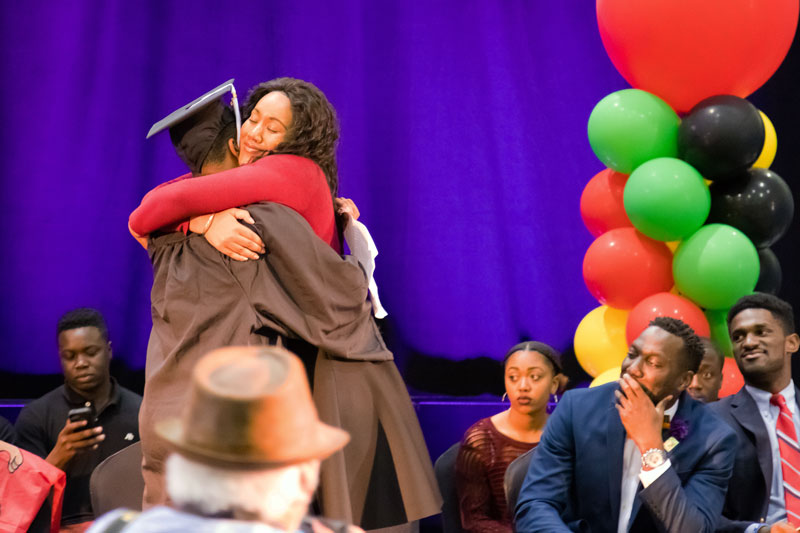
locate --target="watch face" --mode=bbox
[643,449,666,468]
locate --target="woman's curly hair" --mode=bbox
[243,78,340,196]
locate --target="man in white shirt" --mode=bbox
[515,316,737,532]
[711,293,800,533]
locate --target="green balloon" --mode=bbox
[624,158,710,241]
[673,224,760,309]
[704,308,733,358]
[588,89,680,174]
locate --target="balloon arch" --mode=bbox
[579,0,798,396]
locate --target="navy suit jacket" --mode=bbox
[709,386,800,532]
[514,384,737,533]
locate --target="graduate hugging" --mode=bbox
[128,78,441,531]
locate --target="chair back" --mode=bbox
[503,446,536,518]
[90,441,144,515]
[433,442,465,533]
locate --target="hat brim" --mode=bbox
[155,417,350,470]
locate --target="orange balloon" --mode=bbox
[718,358,744,398]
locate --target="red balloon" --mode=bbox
[625,292,710,345]
[719,357,745,398]
[583,228,674,309]
[597,0,799,112]
[580,169,632,237]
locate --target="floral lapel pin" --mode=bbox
[663,417,689,452]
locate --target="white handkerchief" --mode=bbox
[343,219,387,318]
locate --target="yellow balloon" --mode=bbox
[590,366,621,388]
[753,110,777,169]
[665,241,680,254]
[574,305,629,377]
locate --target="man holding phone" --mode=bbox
[15,308,141,531]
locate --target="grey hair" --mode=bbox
[165,454,318,524]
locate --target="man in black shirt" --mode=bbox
[15,308,141,529]
[0,415,16,444]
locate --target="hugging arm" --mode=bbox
[128,154,323,236]
[191,208,264,261]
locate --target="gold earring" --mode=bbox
[502,392,508,402]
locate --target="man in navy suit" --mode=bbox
[514,317,737,532]
[711,293,800,533]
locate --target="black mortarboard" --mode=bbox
[147,79,242,175]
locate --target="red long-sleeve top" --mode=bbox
[129,154,340,252]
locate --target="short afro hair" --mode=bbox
[650,316,704,373]
[699,337,724,372]
[57,308,109,342]
[728,292,795,335]
[203,119,237,171]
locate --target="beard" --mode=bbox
[619,373,664,405]
[636,381,662,405]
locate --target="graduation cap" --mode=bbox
[147,79,242,175]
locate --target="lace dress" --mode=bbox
[455,417,537,533]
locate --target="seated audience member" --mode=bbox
[515,317,737,533]
[455,341,563,532]
[0,414,16,444]
[687,337,724,403]
[15,308,142,531]
[711,293,800,532]
[88,345,361,533]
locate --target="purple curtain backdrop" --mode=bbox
[2,2,637,374]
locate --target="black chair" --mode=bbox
[434,442,466,533]
[89,441,144,515]
[503,446,537,517]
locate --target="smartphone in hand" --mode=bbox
[67,406,97,428]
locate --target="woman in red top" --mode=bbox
[455,341,565,533]
[129,77,343,254]
[130,79,443,528]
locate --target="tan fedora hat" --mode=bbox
[156,345,349,468]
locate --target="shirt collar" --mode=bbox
[62,377,121,412]
[745,380,796,415]
[664,398,679,422]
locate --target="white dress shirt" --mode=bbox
[617,400,678,533]
[743,381,799,532]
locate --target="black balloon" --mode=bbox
[707,168,794,248]
[755,248,782,295]
[678,95,765,181]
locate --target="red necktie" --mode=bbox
[770,393,800,525]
